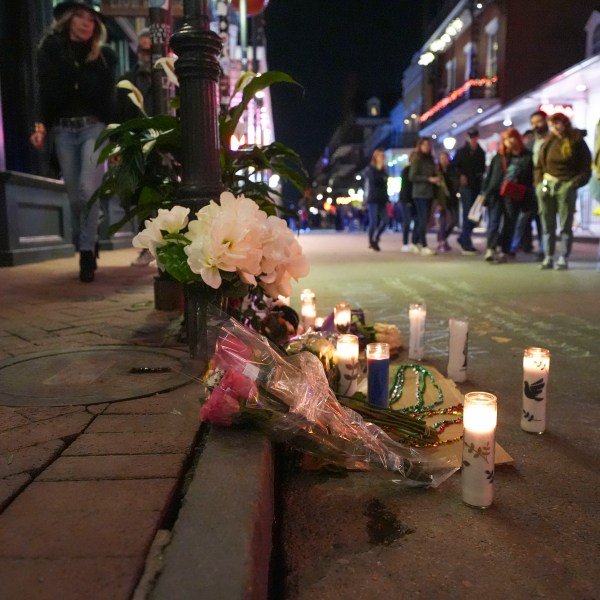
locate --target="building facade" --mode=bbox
[402,0,600,234]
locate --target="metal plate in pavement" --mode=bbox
[0,346,197,407]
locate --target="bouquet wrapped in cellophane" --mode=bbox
[201,311,458,488]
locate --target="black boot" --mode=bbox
[79,251,95,282]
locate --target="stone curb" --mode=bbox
[151,427,274,600]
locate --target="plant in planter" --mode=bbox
[92,66,310,350]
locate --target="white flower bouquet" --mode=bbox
[132,191,310,299]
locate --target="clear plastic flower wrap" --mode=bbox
[201,310,458,488]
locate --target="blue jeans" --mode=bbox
[53,121,106,252]
[367,203,388,244]
[401,202,417,245]
[457,186,476,249]
[486,196,518,253]
[413,197,433,247]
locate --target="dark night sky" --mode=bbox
[263,0,443,174]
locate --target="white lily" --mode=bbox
[155,56,179,87]
[116,80,146,115]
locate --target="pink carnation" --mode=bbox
[200,370,258,426]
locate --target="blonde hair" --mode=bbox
[51,8,106,62]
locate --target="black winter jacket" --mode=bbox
[37,33,117,128]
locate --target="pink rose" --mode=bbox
[200,370,257,426]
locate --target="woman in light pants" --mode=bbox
[30,1,116,282]
[535,113,591,270]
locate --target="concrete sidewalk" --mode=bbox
[0,249,272,600]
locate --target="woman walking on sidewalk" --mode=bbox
[409,137,440,255]
[30,0,117,282]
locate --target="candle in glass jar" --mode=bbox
[336,334,359,397]
[408,303,426,361]
[300,288,315,304]
[334,302,352,333]
[447,317,468,382]
[462,391,497,509]
[366,342,390,408]
[301,301,317,330]
[521,347,550,434]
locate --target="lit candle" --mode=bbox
[301,301,317,330]
[315,316,324,330]
[521,347,550,434]
[462,391,497,509]
[447,317,468,382]
[336,334,359,397]
[366,342,390,408]
[300,288,315,304]
[277,295,290,306]
[334,302,352,333]
[408,303,426,361]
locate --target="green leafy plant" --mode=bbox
[92,69,307,231]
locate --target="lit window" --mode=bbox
[485,18,499,78]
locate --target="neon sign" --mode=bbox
[539,103,574,119]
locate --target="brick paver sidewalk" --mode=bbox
[0,250,203,600]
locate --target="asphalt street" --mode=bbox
[279,229,600,600]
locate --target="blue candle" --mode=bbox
[366,343,390,408]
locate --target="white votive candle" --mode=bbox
[300,288,315,304]
[336,334,359,397]
[334,302,352,333]
[462,391,497,509]
[521,347,550,434]
[315,316,324,330]
[301,301,317,330]
[447,317,469,382]
[408,303,426,361]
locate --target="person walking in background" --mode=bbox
[515,110,550,259]
[453,127,486,255]
[117,29,154,121]
[436,150,459,253]
[364,147,389,251]
[535,112,591,270]
[481,128,533,264]
[409,137,440,256]
[30,0,117,283]
[399,152,417,252]
[116,29,158,267]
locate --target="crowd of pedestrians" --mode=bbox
[366,110,593,270]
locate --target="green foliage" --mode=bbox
[93,71,308,233]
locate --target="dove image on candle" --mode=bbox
[521,347,550,434]
[462,391,497,509]
[336,334,359,397]
[334,302,352,334]
[447,317,468,382]
[408,303,426,361]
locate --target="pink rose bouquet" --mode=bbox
[201,311,458,488]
